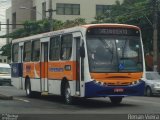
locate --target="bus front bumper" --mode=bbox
[85,80,145,97]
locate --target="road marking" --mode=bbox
[14,98,30,103]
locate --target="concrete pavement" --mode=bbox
[0,86,13,100]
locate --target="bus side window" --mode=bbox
[12,44,19,62]
[61,34,73,60]
[50,36,60,61]
[23,41,31,62]
[32,40,40,61]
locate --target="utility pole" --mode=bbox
[152,0,158,71]
[48,0,53,31]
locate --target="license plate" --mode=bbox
[114,88,124,93]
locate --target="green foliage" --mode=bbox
[2,18,86,39]
[93,0,155,53]
[0,43,11,60]
[0,18,86,59]
[95,0,151,24]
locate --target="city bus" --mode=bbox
[11,24,145,104]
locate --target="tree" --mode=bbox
[93,0,155,53]
[0,18,86,60]
[0,43,11,60]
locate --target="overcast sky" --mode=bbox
[0,0,11,47]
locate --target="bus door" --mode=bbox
[19,43,23,89]
[12,42,23,89]
[74,34,84,97]
[40,37,49,94]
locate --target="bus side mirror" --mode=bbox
[80,43,85,58]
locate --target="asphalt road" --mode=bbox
[0,86,160,120]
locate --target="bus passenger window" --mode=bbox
[61,34,72,60]
[50,36,60,60]
[12,44,19,62]
[32,40,40,61]
[23,41,31,62]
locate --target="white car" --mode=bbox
[0,63,11,86]
[145,71,160,96]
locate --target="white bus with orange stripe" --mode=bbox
[11,24,145,104]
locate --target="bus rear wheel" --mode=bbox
[25,79,33,98]
[110,97,122,104]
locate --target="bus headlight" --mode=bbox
[131,80,141,85]
[93,80,108,86]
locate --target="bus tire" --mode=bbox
[25,79,33,98]
[110,97,122,104]
[64,82,73,104]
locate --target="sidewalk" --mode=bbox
[0,93,13,100]
[0,86,13,100]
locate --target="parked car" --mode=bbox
[0,63,11,86]
[144,71,160,96]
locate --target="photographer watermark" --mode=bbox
[1,114,18,120]
[128,114,160,120]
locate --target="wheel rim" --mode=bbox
[65,85,71,104]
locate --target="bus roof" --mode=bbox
[81,24,140,30]
[12,24,140,44]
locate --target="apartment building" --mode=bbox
[6,0,123,33]
[33,0,123,23]
[6,0,33,33]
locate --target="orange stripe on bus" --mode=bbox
[23,61,77,81]
[90,72,143,85]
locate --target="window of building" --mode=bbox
[32,40,40,61]
[12,12,16,29]
[4,59,6,63]
[12,44,19,62]
[0,59,2,63]
[50,36,60,60]
[42,2,46,19]
[6,19,9,34]
[61,34,72,60]
[23,41,31,62]
[96,5,111,16]
[31,7,36,20]
[56,3,80,15]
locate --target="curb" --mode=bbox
[0,93,13,100]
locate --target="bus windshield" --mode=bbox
[86,36,143,73]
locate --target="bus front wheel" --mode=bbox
[64,82,73,104]
[110,97,123,104]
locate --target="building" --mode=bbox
[6,0,124,33]
[6,7,12,44]
[11,0,33,30]
[6,0,33,43]
[33,0,123,23]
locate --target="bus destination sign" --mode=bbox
[87,28,140,36]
